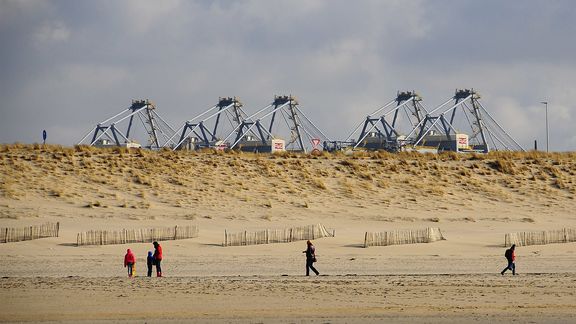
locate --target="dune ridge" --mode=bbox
[1,144,575,222]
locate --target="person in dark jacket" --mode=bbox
[501,244,516,275]
[153,241,163,277]
[124,248,136,278]
[147,251,154,277]
[303,240,319,276]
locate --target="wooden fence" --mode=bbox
[223,224,335,247]
[76,225,199,246]
[363,227,445,248]
[505,228,576,247]
[1,222,60,243]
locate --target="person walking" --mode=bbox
[124,248,136,278]
[303,240,319,276]
[153,241,163,277]
[501,244,516,275]
[146,251,154,277]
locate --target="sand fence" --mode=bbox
[223,223,334,247]
[505,228,576,247]
[1,222,60,243]
[363,227,445,248]
[76,225,199,246]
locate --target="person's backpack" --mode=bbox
[504,248,512,259]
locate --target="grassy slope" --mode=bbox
[0,144,575,222]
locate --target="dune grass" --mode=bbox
[0,144,575,219]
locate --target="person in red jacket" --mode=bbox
[153,241,163,277]
[124,248,136,278]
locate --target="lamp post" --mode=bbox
[540,101,549,152]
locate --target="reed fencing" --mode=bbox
[223,223,335,247]
[505,228,576,247]
[1,222,60,243]
[76,225,199,246]
[363,227,445,248]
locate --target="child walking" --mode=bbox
[124,248,136,278]
[147,251,154,277]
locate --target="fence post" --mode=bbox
[4,228,8,243]
[56,222,60,237]
[244,231,247,246]
[174,225,178,240]
[224,230,227,247]
[364,232,368,248]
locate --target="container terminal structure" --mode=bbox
[78,90,524,154]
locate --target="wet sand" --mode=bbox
[2,273,575,323]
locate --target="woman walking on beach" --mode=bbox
[501,244,516,275]
[303,240,319,276]
[124,248,136,278]
[153,241,163,277]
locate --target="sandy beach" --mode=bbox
[1,145,576,322]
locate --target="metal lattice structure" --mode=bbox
[222,95,330,153]
[405,89,525,153]
[325,91,428,152]
[167,97,247,150]
[78,100,177,149]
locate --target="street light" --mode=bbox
[540,101,549,153]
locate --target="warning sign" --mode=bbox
[311,138,321,148]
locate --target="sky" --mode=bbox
[1,0,575,151]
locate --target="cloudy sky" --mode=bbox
[1,0,575,151]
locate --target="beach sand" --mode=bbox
[1,145,575,322]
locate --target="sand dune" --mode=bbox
[1,144,576,323]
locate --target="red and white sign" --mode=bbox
[311,138,321,148]
[271,139,286,152]
[456,134,469,149]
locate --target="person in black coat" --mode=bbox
[501,244,516,275]
[303,240,320,276]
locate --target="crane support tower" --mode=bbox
[78,99,177,149]
[168,97,246,150]
[222,95,331,153]
[406,89,525,153]
[326,91,428,152]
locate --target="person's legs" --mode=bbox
[127,263,133,277]
[501,260,512,275]
[306,259,319,276]
[156,259,162,277]
[309,263,319,275]
[511,262,516,275]
[147,265,152,277]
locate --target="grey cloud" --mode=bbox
[0,0,574,151]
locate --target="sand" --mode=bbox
[1,146,576,323]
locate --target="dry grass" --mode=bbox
[1,144,575,217]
